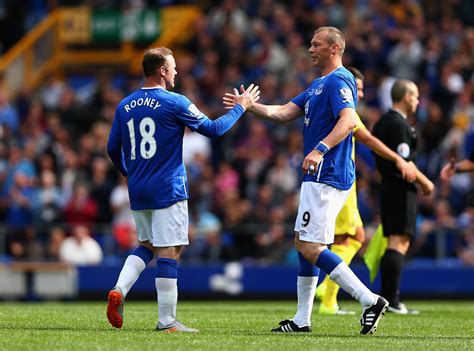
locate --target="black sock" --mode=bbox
[380,248,404,306]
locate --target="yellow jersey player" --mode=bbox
[316,67,417,315]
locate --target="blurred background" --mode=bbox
[0,0,472,300]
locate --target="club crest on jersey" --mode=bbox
[315,83,324,95]
[340,88,353,103]
[188,104,203,119]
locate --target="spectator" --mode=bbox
[0,89,20,136]
[0,0,472,266]
[45,226,66,261]
[33,169,64,235]
[59,224,103,265]
[5,171,41,260]
[63,182,98,227]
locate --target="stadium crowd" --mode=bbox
[0,0,473,266]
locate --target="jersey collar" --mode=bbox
[389,107,407,119]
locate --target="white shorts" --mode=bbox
[132,200,189,247]
[294,182,350,244]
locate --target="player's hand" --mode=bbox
[421,179,435,196]
[223,84,260,110]
[396,158,416,182]
[440,158,456,181]
[302,149,323,175]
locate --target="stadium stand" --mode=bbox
[0,0,472,298]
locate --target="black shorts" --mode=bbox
[380,178,417,237]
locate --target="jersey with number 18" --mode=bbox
[108,87,207,210]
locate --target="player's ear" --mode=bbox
[403,92,410,104]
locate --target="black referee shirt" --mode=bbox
[372,109,417,180]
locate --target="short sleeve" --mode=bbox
[174,95,208,131]
[329,76,356,119]
[389,120,411,159]
[290,91,306,109]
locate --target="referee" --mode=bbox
[372,79,434,314]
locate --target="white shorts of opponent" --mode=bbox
[294,182,350,245]
[132,200,189,247]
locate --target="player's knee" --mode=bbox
[388,234,410,254]
[298,249,316,265]
[157,246,182,260]
[138,241,156,253]
[296,241,326,264]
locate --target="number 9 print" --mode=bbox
[302,211,310,227]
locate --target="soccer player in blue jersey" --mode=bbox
[106,47,260,332]
[224,27,388,335]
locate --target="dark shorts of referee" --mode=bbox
[379,177,417,238]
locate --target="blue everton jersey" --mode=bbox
[108,87,207,210]
[291,66,357,190]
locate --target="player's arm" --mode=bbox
[355,127,416,182]
[410,162,434,195]
[107,110,128,177]
[320,107,357,148]
[194,84,260,138]
[223,85,302,124]
[302,107,357,174]
[247,101,303,124]
[440,157,474,180]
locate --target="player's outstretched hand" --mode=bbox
[223,84,260,110]
[440,158,456,181]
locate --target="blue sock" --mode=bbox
[156,258,178,278]
[131,246,154,265]
[315,249,343,275]
[156,258,178,326]
[298,252,320,277]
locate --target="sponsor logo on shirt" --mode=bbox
[304,101,309,115]
[340,88,354,103]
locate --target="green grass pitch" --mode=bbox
[0,300,473,350]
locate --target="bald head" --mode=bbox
[391,79,417,103]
